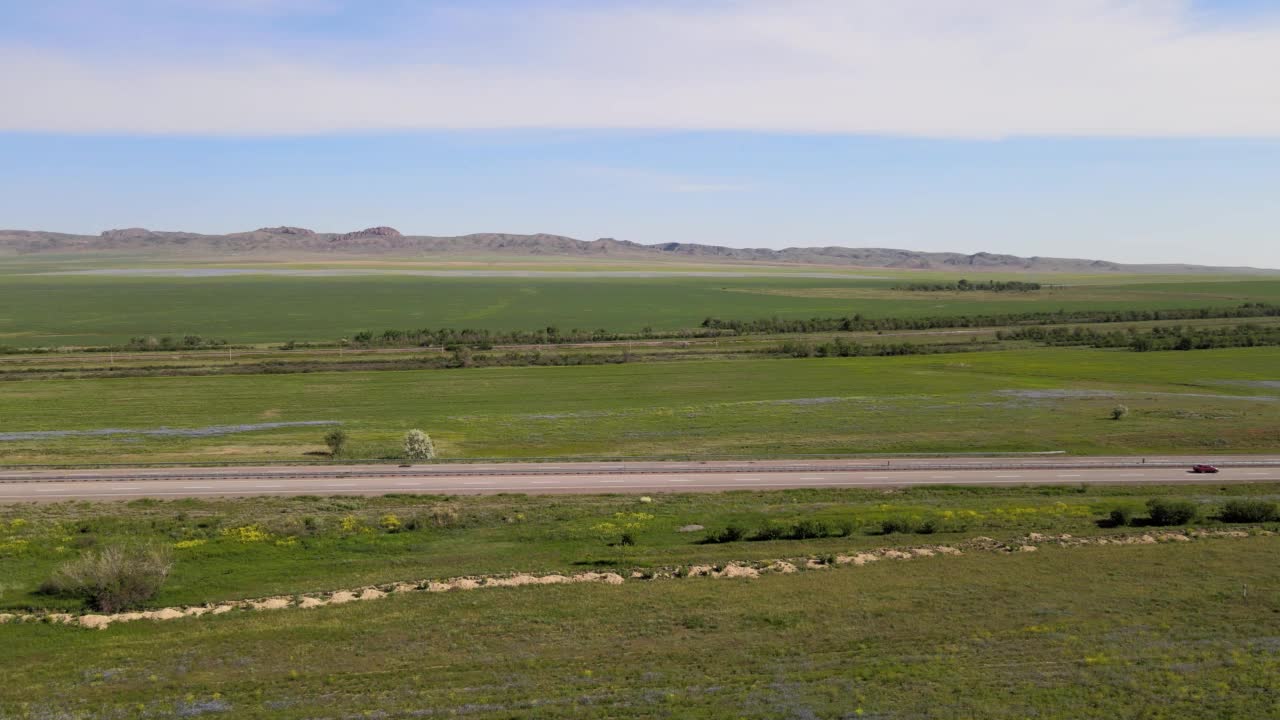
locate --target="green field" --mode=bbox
[3,482,1277,613]
[2,347,1278,465]
[3,270,1279,346]
[5,257,1280,719]
[2,484,1280,712]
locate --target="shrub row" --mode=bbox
[1105,498,1279,527]
[702,519,855,544]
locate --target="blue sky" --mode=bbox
[2,0,1279,267]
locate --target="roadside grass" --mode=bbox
[2,347,1278,464]
[2,535,1278,719]
[2,272,1279,346]
[3,483,1278,612]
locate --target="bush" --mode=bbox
[1146,498,1198,526]
[1107,507,1134,527]
[750,523,788,541]
[1219,499,1279,523]
[789,520,830,540]
[402,429,436,460]
[40,545,173,613]
[878,516,919,535]
[1111,405,1129,420]
[324,428,349,458]
[702,525,746,544]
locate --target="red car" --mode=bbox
[1191,464,1219,474]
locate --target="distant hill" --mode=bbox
[0,226,1273,274]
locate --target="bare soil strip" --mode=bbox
[2,528,1265,630]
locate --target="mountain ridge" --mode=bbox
[0,226,1273,274]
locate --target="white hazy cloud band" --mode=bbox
[4,0,1279,136]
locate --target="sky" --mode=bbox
[2,0,1278,267]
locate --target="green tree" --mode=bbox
[324,428,349,458]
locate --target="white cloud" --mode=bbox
[3,0,1279,136]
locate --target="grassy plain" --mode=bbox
[3,482,1278,613]
[1,347,1278,464]
[3,527,1278,718]
[3,267,1279,346]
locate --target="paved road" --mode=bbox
[1,456,1278,501]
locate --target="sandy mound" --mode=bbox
[146,608,186,620]
[713,564,760,579]
[570,572,624,585]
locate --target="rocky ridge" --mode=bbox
[0,226,1273,273]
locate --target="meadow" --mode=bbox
[3,524,1277,718]
[3,267,1279,347]
[1,347,1277,465]
[3,482,1278,613]
[4,257,1280,719]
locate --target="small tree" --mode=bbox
[402,429,436,460]
[1111,405,1129,420]
[324,428,349,458]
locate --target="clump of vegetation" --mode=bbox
[592,512,655,546]
[125,335,230,351]
[1219,499,1279,524]
[402,429,436,460]
[878,516,921,535]
[1146,498,1199,526]
[702,525,747,544]
[746,519,851,542]
[1110,405,1129,420]
[40,545,173,613]
[324,428,349,458]
[894,279,1043,293]
[1106,507,1135,527]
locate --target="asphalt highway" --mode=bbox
[1,456,1278,501]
